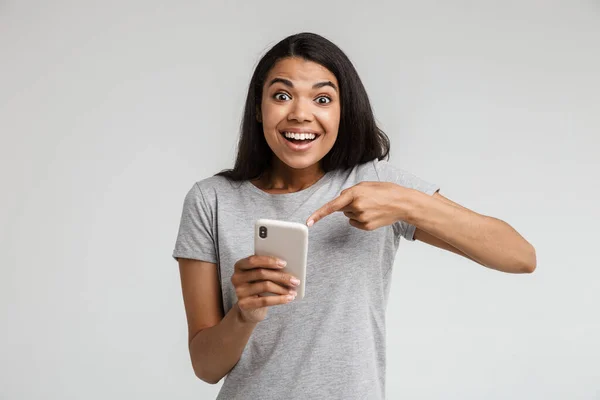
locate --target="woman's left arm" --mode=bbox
[411,191,536,274]
[307,182,536,274]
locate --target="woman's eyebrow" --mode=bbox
[313,81,338,92]
[268,78,293,88]
[268,78,338,92]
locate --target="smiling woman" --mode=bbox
[259,58,340,172]
[214,32,390,191]
[172,32,536,400]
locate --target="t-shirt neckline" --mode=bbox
[242,170,334,199]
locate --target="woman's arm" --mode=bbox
[306,182,536,274]
[178,258,258,384]
[410,191,536,273]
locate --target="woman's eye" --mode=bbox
[315,96,331,104]
[274,93,291,101]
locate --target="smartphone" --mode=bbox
[254,218,308,300]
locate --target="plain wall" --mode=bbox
[1,1,598,399]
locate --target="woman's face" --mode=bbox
[260,57,341,171]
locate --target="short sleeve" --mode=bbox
[172,182,218,263]
[373,159,440,241]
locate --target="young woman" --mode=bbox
[173,32,536,399]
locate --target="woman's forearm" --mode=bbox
[407,191,536,273]
[189,303,257,384]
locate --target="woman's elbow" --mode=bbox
[197,374,222,385]
[517,243,537,274]
[193,365,224,385]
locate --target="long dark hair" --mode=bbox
[217,32,390,181]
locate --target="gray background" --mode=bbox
[1,1,599,399]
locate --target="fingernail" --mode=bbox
[286,295,295,301]
[290,278,300,286]
[307,219,314,227]
[277,259,287,267]
[289,290,297,296]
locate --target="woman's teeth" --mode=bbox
[283,132,317,141]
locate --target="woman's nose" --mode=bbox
[287,98,313,122]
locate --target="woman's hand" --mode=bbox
[307,181,418,230]
[231,255,300,323]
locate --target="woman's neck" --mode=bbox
[253,159,325,194]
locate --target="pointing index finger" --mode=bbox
[307,191,354,227]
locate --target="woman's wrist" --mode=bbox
[394,186,427,226]
[233,302,258,326]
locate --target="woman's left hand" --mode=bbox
[307,181,419,230]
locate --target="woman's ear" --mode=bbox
[256,106,262,123]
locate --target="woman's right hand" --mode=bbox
[231,255,300,323]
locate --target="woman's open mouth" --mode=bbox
[280,131,319,144]
[279,130,321,152]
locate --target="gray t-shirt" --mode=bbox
[173,158,439,399]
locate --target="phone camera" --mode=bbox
[259,226,267,239]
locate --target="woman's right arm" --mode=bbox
[178,258,255,384]
[178,256,299,384]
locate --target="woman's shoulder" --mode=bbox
[355,157,420,179]
[342,158,394,181]
[184,173,243,202]
[346,158,437,190]
[195,174,237,190]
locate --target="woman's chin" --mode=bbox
[276,153,321,171]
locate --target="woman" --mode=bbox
[173,32,536,399]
